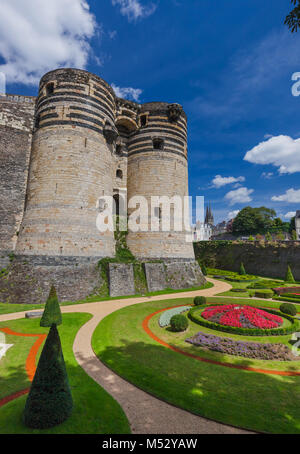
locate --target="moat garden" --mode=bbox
[1,265,300,434]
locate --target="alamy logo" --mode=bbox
[0,332,14,361]
[96,194,205,243]
[291,72,300,97]
[292,332,300,357]
[0,72,6,97]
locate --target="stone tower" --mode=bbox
[16,68,116,258]
[126,102,194,259]
[0,68,204,303]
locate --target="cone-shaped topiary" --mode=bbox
[23,324,73,429]
[201,264,207,276]
[239,262,246,275]
[285,265,296,283]
[40,285,62,327]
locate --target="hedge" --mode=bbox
[254,290,274,299]
[188,305,300,337]
[170,314,189,332]
[273,296,300,304]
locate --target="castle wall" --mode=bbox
[126,102,195,259]
[0,95,35,264]
[15,69,116,258]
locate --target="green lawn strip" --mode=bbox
[0,314,130,434]
[0,281,213,316]
[149,312,300,372]
[0,334,34,400]
[92,298,300,434]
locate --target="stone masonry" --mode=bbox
[0,68,205,303]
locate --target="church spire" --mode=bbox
[205,202,214,226]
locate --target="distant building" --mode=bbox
[193,221,212,242]
[296,211,300,240]
[213,221,227,236]
[205,203,214,226]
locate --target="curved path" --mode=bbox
[0,278,252,434]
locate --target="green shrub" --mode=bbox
[247,280,282,289]
[201,264,207,276]
[194,296,207,306]
[170,314,188,332]
[280,303,297,316]
[23,324,73,429]
[239,262,246,275]
[40,285,62,327]
[285,265,296,283]
[254,290,274,299]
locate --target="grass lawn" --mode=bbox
[0,314,130,434]
[0,281,214,316]
[92,297,300,434]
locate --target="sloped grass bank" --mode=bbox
[92,298,300,434]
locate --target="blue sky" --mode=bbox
[1,0,300,223]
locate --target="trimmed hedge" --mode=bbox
[247,280,283,290]
[225,277,257,283]
[274,296,300,304]
[254,290,274,299]
[170,314,189,332]
[40,286,62,327]
[23,324,73,429]
[188,305,299,337]
[280,303,297,316]
[194,296,207,306]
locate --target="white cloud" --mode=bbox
[225,187,254,206]
[211,175,245,189]
[112,0,157,22]
[227,210,240,220]
[111,83,142,102]
[261,172,274,179]
[0,0,97,85]
[244,135,300,174]
[284,211,296,219]
[272,188,300,203]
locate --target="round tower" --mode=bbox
[126,102,195,260]
[16,68,117,258]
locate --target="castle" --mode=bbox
[0,68,204,304]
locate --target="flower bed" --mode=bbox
[202,305,283,329]
[273,286,300,296]
[159,306,191,327]
[185,331,296,361]
[189,304,299,336]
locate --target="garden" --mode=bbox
[92,267,300,434]
[2,266,300,434]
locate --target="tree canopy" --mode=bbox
[285,0,300,32]
[232,207,276,235]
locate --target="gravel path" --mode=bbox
[0,278,253,434]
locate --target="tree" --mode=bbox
[23,324,73,429]
[40,285,62,327]
[232,206,276,235]
[292,230,297,240]
[239,262,246,276]
[289,216,296,233]
[201,264,207,276]
[265,232,272,242]
[285,265,296,283]
[285,0,300,32]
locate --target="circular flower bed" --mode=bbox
[202,305,283,329]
